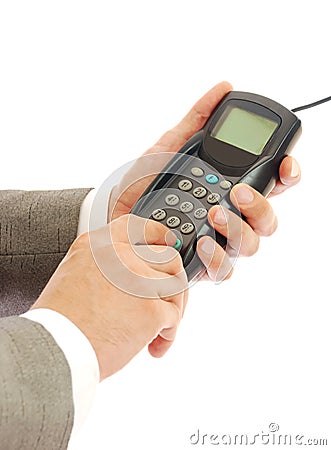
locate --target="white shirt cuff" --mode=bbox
[77,188,97,236]
[77,185,112,235]
[21,308,100,434]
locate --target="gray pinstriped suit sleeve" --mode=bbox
[0,188,92,449]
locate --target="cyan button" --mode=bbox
[173,238,182,250]
[205,174,219,184]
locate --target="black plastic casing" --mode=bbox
[131,91,302,281]
[201,91,302,194]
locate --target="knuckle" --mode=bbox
[215,264,234,284]
[115,242,137,262]
[258,200,272,221]
[109,213,130,233]
[71,231,89,251]
[114,213,135,234]
[117,213,131,226]
[222,266,234,282]
[140,300,161,331]
[251,234,260,254]
[156,129,181,148]
[242,233,260,256]
[116,213,130,222]
[162,301,181,328]
[173,304,182,325]
[262,215,278,237]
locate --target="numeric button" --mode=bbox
[180,201,194,213]
[152,209,166,221]
[165,194,180,206]
[178,179,193,191]
[194,208,208,219]
[192,186,207,199]
[181,223,195,234]
[167,216,181,228]
[207,193,221,205]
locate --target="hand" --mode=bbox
[30,215,188,381]
[108,81,301,281]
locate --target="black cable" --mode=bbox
[292,95,331,113]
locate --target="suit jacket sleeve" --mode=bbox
[0,188,92,317]
[0,316,75,450]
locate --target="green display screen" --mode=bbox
[211,106,278,155]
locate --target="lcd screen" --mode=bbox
[211,106,278,155]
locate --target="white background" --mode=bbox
[1,0,330,448]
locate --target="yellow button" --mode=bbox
[191,167,204,177]
[220,180,232,189]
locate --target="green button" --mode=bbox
[174,238,182,250]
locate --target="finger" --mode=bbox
[148,333,177,358]
[160,277,188,319]
[207,205,260,257]
[196,236,234,283]
[268,156,301,197]
[109,214,178,246]
[230,184,278,237]
[103,242,185,300]
[128,245,187,298]
[109,152,175,220]
[151,81,233,152]
[182,285,189,317]
[134,245,185,276]
[148,296,182,358]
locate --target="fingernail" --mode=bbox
[214,207,228,225]
[200,237,216,255]
[290,159,300,178]
[165,230,177,246]
[234,185,254,204]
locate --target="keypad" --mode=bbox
[146,165,233,255]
